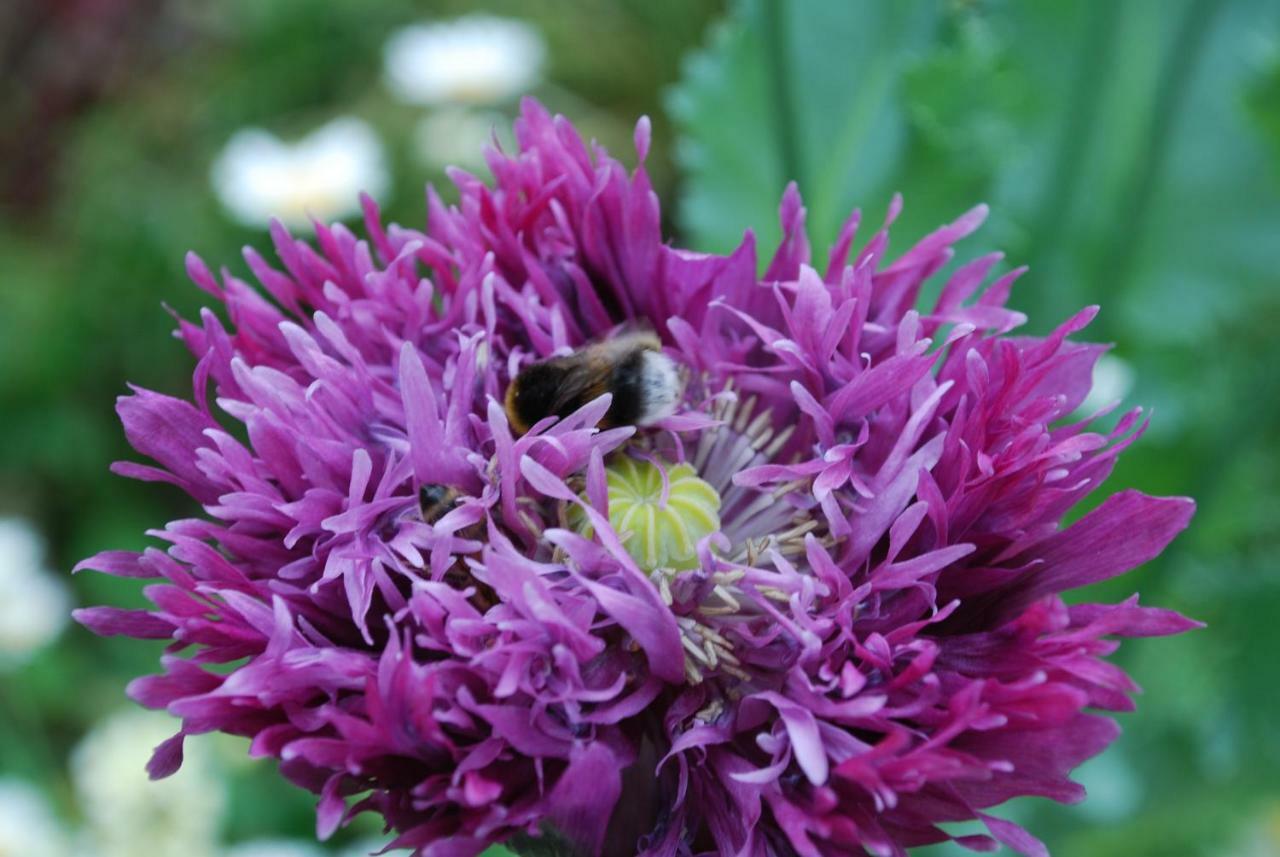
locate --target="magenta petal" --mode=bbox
[316,774,347,840]
[747,691,829,785]
[518,457,579,502]
[1069,597,1205,636]
[146,731,186,780]
[566,568,685,685]
[73,549,155,578]
[998,491,1195,620]
[116,388,220,503]
[73,607,175,639]
[978,813,1049,857]
[398,341,471,488]
[546,742,624,855]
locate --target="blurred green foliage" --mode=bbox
[671,0,1280,854]
[0,0,1277,854]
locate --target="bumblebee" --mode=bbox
[418,483,461,524]
[503,331,682,435]
[416,483,496,609]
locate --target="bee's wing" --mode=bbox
[545,351,615,416]
[593,330,661,360]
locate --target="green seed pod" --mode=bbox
[584,456,721,572]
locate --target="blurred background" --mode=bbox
[0,0,1277,855]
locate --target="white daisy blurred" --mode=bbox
[413,107,512,172]
[1230,800,1280,857]
[72,709,224,857]
[383,15,545,106]
[224,840,326,857]
[0,778,72,857]
[1077,352,1136,416]
[0,517,70,668]
[211,117,388,229]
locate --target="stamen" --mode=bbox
[682,633,713,666]
[763,424,796,458]
[744,407,772,442]
[712,584,740,611]
[714,645,742,667]
[685,660,704,685]
[731,491,791,533]
[696,698,724,723]
[771,479,808,499]
[733,394,757,434]
[518,510,543,537]
[757,586,792,603]
[657,572,673,606]
[775,519,820,543]
[703,640,719,668]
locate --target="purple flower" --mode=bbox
[76,99,1196,857]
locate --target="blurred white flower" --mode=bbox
[1234,804,1280,857]
[0,778,72,857]
[383,15,545,105]
[224,840,326,857]
[211,117,388,229]
[72,709,224,857]
[0,517,70,668]
[413,107,512,171]
[1077,352,1136,416]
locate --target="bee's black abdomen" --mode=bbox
[607,348,649,427]
[508,360,572,431]
[418,483,460,523]
[419,483,451,510]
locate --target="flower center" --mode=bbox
[600,456,721,572]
